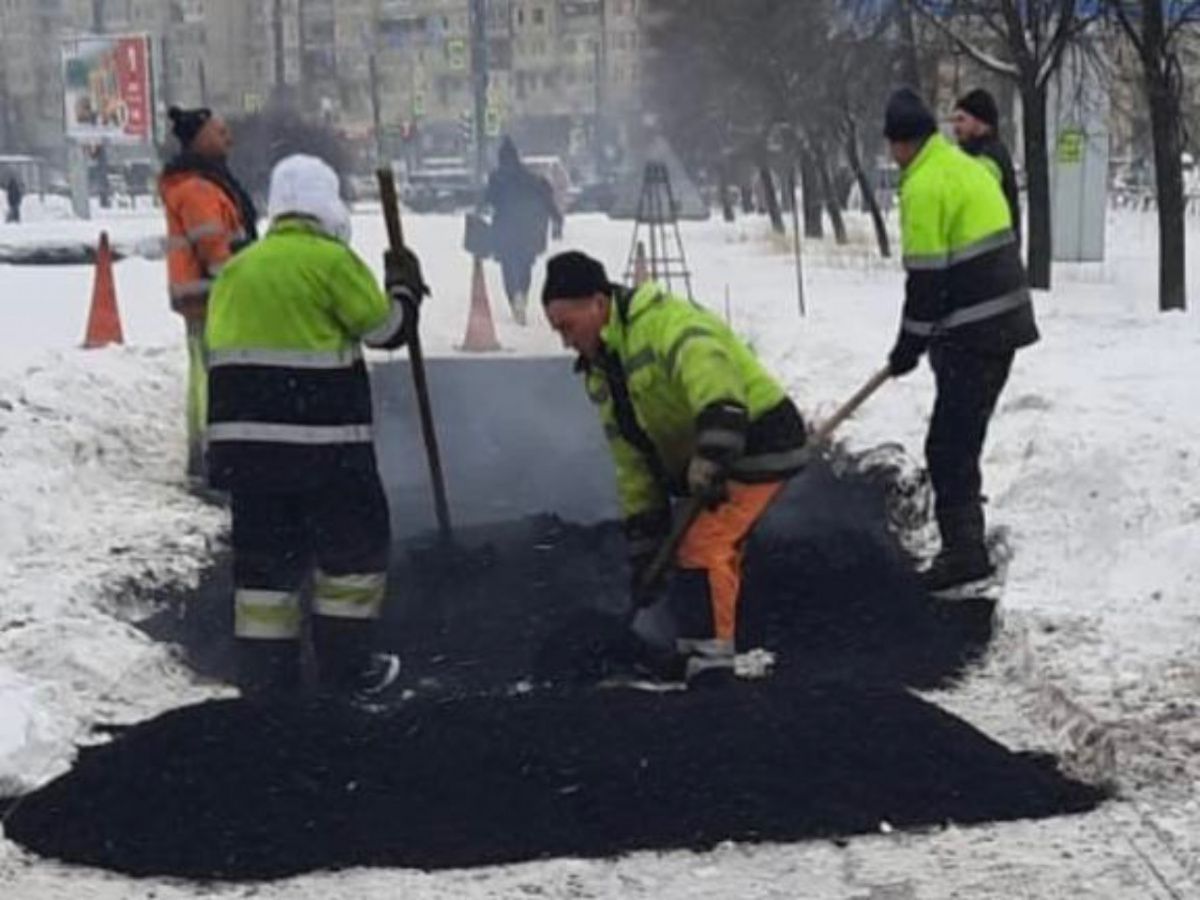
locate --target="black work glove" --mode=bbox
[687,455,729,510]
[888,342,922,378]
[383,247,430,302]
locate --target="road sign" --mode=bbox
[447,38,467,70]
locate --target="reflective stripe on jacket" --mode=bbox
[160,171,248,320]
[582,282,806,542]
[896,134,1038,359]
[204,218,406,490]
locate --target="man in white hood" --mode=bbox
[205,154,428,702]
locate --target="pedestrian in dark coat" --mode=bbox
[484,137,563,325]
[4,174,22,223]
[952,88,1021,249]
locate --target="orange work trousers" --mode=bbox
[675,480,785,642]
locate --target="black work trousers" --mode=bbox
[231,466,391,641]
[499,252,535,304]
[926,345,1014,515]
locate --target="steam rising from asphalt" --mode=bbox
[371,356,619,537]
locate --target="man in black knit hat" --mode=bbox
[883,87,1038,595]
[158,106,258,489]
[953,88,1021,248]
[543,250,807,684]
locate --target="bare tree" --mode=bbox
[227,107,352,203]
[908,0,1097,290]
[1107,0,1200,311]
[642,0,773,224]
[844,112,892,257]
[643,0,931,256]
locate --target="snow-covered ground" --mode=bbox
[1,198,1198,897]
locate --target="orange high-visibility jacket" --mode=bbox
[160,171,249,320]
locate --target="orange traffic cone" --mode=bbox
[633,240,649,286]
[459,256,501,352]
[83,231,124,348]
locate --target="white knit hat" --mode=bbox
[267,154,351,243]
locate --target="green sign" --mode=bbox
[447,39,467,70]
[486,107,503,137]
[1057,128,1084,165]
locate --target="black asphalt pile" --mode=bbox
[7,459,1106,880]
[5,683,1104,880]
[142,464,993,696]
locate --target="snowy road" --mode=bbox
[1,203,1198,897]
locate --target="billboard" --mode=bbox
[62,34,153,144]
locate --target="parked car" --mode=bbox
[347,174,381,203]
[402,159,476,213]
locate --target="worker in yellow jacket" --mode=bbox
[883,87,1039,594]
[207,154,426,701]
[543,251,807,683]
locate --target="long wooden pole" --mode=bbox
[377,168,453,539]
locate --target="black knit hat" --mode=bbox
[542,251,612,305]
[955,88,1000,130]
[883,88,937,142]
[167,105,213,148]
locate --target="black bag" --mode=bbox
[463,212,493,259]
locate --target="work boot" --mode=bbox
[921,505,994,594]
[625,646,688,689]
[351,652,402,698]
[681,637,736,688]
[312,616,401,703]
[660,570,735,687]
[235,639,300,702]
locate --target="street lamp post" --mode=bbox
[469,0,489,193]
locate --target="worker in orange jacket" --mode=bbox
[158,106,258,485]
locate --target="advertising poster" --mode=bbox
[62,34,153,144]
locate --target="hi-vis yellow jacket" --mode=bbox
[581,282,806,549]
[205,218,410,491]
[895,133,1038,360]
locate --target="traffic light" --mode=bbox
[459,108,474,150]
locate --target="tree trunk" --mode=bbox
[818,157,848,245]
[1021,78,1052,289]
[896,4,921,91]
[740,182,754,215]
[718,161,736,223]
[758,162,786,234]
[845,119,890,258]
[781,174,795,213]
[799,149,824,239]
[1148,71,1187,311]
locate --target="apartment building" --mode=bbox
[1,0,644,172]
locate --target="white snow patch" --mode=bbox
[0,666,72,795]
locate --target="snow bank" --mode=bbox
[0,346,228,793]
[0,666,72,796]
